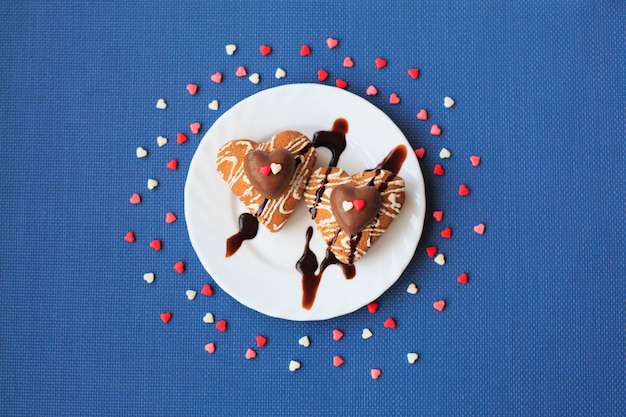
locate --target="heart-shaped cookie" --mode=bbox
[304,166,405,264]
[216,130,316,232]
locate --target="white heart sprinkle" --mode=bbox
[298,336,310,347]
[225,44,237,55]
[249,73,260,84]
[407,283,419,294]
[208,100,219,111]
[407,352,419,364]
[143,272,154,284]
[342,201,354,212]
[186,290,197,300]
[157,136,168,147]
[275,68,286,79]
[270,163,282,174]
[362,328,373,339]
[439,148,451,159]
[136,147,148,158]
[289,360,301,372]
[434,253,446,266]
[444,96,455,108]
[156,98,167,109]
[147,179,159,190]
[203,312,214,324]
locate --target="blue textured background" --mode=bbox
[1,1,624,416]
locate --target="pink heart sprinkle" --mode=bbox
[259,165,271,176]
[474,223,485,235]
[375,58,387,69]
[177,132,188,145]
[353,199,366,211]
[389,93,400,104]
[407,68,420,79]
[210,72,222,83]
[256,335,267,348]
[335,79,347,89]
[259,45,272,56]
[160,312,172,324]
[166,159,178,170]
[367,302,378,314]
[317,69,329,81]
[433,300,446,311]
[440,227,452,239]
[245,348,256,359]
[371,369,382,379]
[366,85,378,96]
[300,45,311,56]
[124,231,135,243]
[149,240,162,251]
[186,84,198,95]
[457,272,469,284]
[129,193,141,204]
[470,155,481,166]
[236,66,247,77]
[165,212,177,224]
[190,122,201,134]
[215,319,227,332]
[433,164,444,176]
[459,184,470,196]
[433,211,444,222]
[426,246,437,258]
[173,261,185,274]
[326,38,338,49]
[343,56,354,67]
[204,342,215,354]
[201,283,213,296]
[332,329,344,341]
[333,355,344,367]
[430,124,442,136]
[416,109,428,120]
[383,317,396,329]
[414,148,425,159]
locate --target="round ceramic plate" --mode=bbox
[185,83,425,321]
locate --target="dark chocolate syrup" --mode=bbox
[225,213,259,257]
[295,227,321,310]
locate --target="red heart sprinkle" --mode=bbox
[204,342,215,354]
[186,84,198,95]
[433,211,444,222]
[173,261,185,274]
[259,45,272,56]
[383,317,396,329]
[245,348,256,359]
[366,85,378,96]
[166,159,178,170]
[416,109,428,120]
[149,240,162,251]
[201,283,213,296]
[343,56,354,67]
[371,368,382,379]
[256,335,267,348]
[426,246,437,258]
[474,223,485,235]
[459,184,470,196]
[317,69,329,81]
[433,300,446,311]
[210,72,222,83]
[333,355,344,367]
[216,319,227,332]
[160,312,172,324]
[414,148,425,159]
[335,79,347,89]
[353,199,366,211]
[375,58,387,69]
[129,193,141,204]
[367,302,379,314]
[177,132,188,145]
[470,155,481,166]
[457,272,469,284]
[433,164,444,176]
[236,66,247,77]
[332,329,344,341]
[389,93,400,104]
[326,38,339,49]
[300,45,311,56]
[190,122,201,134]
[440,227,452,239]
[407,68,420,79]
[430,124,442,136]
[259,165,271,176]
[165,212,177,224]
[124,231,135,243]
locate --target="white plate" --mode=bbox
[185,83,425,321]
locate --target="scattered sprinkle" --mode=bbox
[473,223,486,235]
[177,132,188,144]
[407,68,420,79]
[203,312,214,323]
[275,68,286,79]
[236,66,247,77]
[165,212,177,223]
[370,368,382,379]
[335,79,347,89]
[317,69,329,81]
[173,261,185,274]
[470,155,481,166]
[434,253,446,266]
[407,352,419,364]
[136,147,148,158]
[160,312,172,323]
[375,58,387,69]
[433,164,444,176]
[430,124,442,136]
[204,342,216,354]
[433,300,446,311]
[155,98,167,109]
[414,148,425,159]
[458,184,470,196]
[367,302,379,314]
[225,44,237,55]
[433,211,444,222]
[444,96,455,108]
[124,231,135,243]
[366,85,378,96]
[186,290,197,300]
[333,355,344,367]
[259,45,272,56]
[129,193,141,204]
[298,336,310,347]
[362,328,373,339]
[426,246,438,258]
[289,360,301,371]
[406,283,418,294]
[249,73,260,84]
[143,272,155,284]
[147,179,159,190]
[439,148,451,159]
[389,93,400,104]
[245,348,257,359]
[332,329,344,341]
[186,84,198,95]
[190,122,201,134]
[326,38,339,49]
[166,159,178,171]
[440,227,452,239]
[300,45,311,56]
[208,100,219,111]
[149,239,162,251]
[256,335,267,348]
[157,136,168,147]
[210,72,223,83]
[201,283,213,296]
[383,317,396,329]
[416,109,428,120]
[343,56,354,68]
[457,272,469,284]
[215,319,227,332]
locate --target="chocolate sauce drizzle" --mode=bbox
[225,213,259,257]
